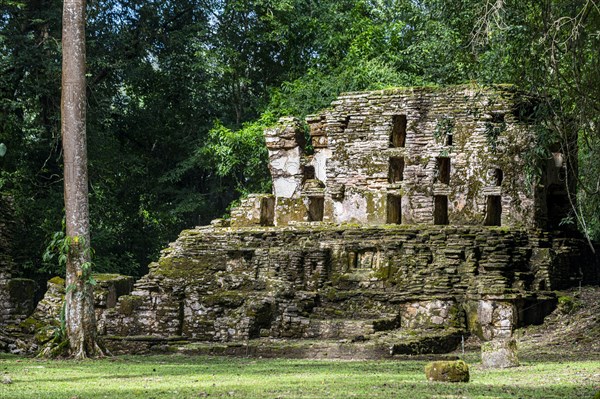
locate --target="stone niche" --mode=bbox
[235,85,577,230]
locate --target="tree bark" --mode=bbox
[61,0,100,358]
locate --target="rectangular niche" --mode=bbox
[259,196,275,226]
[303,165,316,181]
[484,195,502,226]
[388,157,405,183]
[494,168,503,186]
[434,195,449,225]
[390,115,407,148]
[307,197,324,222]
[386,194,402,224]
[436,157,450,184]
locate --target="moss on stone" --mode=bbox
[118,295,143,316]
[203,291,245,308]
[18,317,45,333]
[557,295,582,315]
[48,276,65,285]
[154,256,219,278]
[424,360,470,383]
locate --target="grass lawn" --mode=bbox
[0,352,599,399]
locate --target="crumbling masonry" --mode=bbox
[98,86,598,357]
[4,86,597,357]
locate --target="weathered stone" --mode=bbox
[481,338,519,368]
[15,87,600,357]
[18,273,134,341]
[425,360,470,382]
[99,223,596,355]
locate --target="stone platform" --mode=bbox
[100,224,598,355]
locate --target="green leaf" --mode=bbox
[0,143,6,157]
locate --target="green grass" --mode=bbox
[0,353,598,399]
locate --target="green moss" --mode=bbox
[18,317,45,333]
[557,295,582,315]
[424,360,470,383]
[154,256,217,278]
[118,295,143,316]
[463,301,484,339]
[34,325,58,345]
[48,276,65,285]
[203,291,245,308]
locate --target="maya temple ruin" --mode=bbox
[1,85,599,357]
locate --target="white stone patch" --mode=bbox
[333,191,368,223]
[273,177,300,198]
[269,147,301,175]
[313,149,331,182]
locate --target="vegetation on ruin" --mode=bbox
[0,352,598,399]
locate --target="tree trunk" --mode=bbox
[61,0,100,358]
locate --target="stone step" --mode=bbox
[104,329,463,360]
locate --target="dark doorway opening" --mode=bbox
[260,197,275,226]
[388,157,405,183]
[434,195,449,225]
[308,197,324,222]
[446,133,453,146]
[494,168,503,186]
[386,194,402,224]
[491,112,505,123]
[390,115,407,148]
[546,184,570,229]
[436,157,450,184]
[484,195,502,226]
[303,165,315,181]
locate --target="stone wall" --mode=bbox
[10,274,135,353]
[244,86,572,229]
[102,224,598,351]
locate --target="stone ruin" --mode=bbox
[0,195,135,354]
[98,86,597,357]
[2,85,599,357]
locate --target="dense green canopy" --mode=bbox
[1,0,598,282]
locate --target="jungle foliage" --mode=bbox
[0,0,599,282]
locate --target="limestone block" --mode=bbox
[230,195,274,227]
[425,360,470,382]
[477,300,516,340]
[481,338,519,368]
[400,300,463,329]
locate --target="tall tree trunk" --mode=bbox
[61,0,100,358]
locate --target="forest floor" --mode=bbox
[515,285,600,361]
[0,287,599,399]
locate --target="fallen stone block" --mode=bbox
[425,360,470,382]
